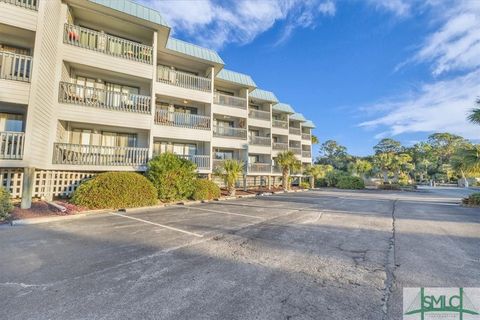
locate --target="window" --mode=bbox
[153,142,197,156]
[249,155,259,163]
[214,150,234,160]
[102,132,136,147]
[173,105,197,114]
[216,89,234,96]
[215,120,233,128]
[0,113,23,132]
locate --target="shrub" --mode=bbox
[325,170,348,187]
[192,179,221,201]
[71,172,157,209]
[336,176,365,189]
[315,178,328,188]
[0,187,13,222]
[378,183,400,190]
[146,153,197,202]
[462,193,480,206]
[299,181,310,189]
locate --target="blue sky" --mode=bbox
[144,0,480,156]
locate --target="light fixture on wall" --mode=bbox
[183,100,189,104]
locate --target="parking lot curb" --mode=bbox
[10,209,112,226]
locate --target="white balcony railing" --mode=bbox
[214,93,247,109]
[302,133,311,140]
[290,147,302,155]
[0,51,32,82]
[0,131,24,159]
[213,126,247,139]
[248,163,271,173]
[272,142,288,150]
[177,154,210,170]
[63,24,153,64]
[272,120,288,129]
[53,143,148,166]
[157,66,211,92]
[289,127,301,135]
[249,135,271,146]
[59,82,151,113]
[154,110,210,130]
[1,0,38,10]
[248,109,270,120]
[302,151,312,158]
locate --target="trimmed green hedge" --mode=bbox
[146,153,197,202]
[462,193,480,206]
[192,179,221,201]
[71,172,157,209]
[0,187,13,222]
[299,181,310,189]
[378,183,401,190]
[336,176,365,190]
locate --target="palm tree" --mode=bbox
[276,150,301,191]
[311,135,319,145]
[468,108,480,125]
[214,159,244,196]
[454,145,480,175]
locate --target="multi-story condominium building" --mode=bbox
[0,0,316,208]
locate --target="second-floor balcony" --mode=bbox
[53,143,148,166]
[289,127,301,135]
[249,135,271,146]
[302,150,312,158]
[213,126,247,139]
[1,0,38,10]
[157,66,211,92]
[177,154,210,170]
[59,82,151,114]
[63,24,153,64]
[272,142,288,150]
[290,147,302,155]
[248,109,270,121]
[214,93,247,109]
[302,133,311,140]
[0,51,32,82]
[154,110,211,130]
[0,131,25,159]
[248,163,271,173]
[272,119,288,129]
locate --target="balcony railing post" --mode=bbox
[213,125,247,139]
[1,0,38,10]
[154,109,211,130]
[272,120,288,129]
[214,93,247,109]
[0,51,32,82]
[157,66,211,92]
[0,131,25,159]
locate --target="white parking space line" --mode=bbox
[186,206,265,220]
[109,212,204,238]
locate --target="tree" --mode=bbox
[277,150,301,191]
[467,98,480,125]
[311,135,319,145]
[407,142,434,182]
[348,159,373,180]
[214,159,244,196]
[390,153,414,183]
[316,140,350,170]
[373,138,402,154]
[304,164,334,180]
[453,145,480,176]
[373,152,394,183]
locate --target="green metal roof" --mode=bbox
[290,113,307,122]
[89,0,169,27]
[250,89,278,103]
[302,120,315,128]
[272,103,295,114]
[166,38,224,65]
[216,69,256,88]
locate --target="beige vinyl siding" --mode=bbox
[0,2,38,31]
[23,0,65,168]
[0,80,30,105]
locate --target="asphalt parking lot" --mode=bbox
[1,188,479,320]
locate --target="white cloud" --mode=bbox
[366,0,412,17]
[360,70,480,140]
[143,0,336,49]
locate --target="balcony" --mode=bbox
[0,51,32,82]
[177,154,210,170]
[53,143,148,166]
[1,0,38,10]
[249,135,271,146]
[248,163,271,173]
[248,109,270,121]
[289,127,301,135]
[272,142,288,150]
[157,66,211,92]
[0,131,24,159]
[302,151,312,158]
[290,147,302,155]
[214,93,247,109]
[59,82,151,113]
[63,24,153,64]
[213,126,247,139]
[155,110,210,130]
[302,133,311,140]
[272,120,288,129]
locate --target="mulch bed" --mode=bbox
[9,200,87,221]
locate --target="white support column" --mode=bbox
[21,167,35,209]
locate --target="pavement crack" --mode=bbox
[382,199,397,320]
